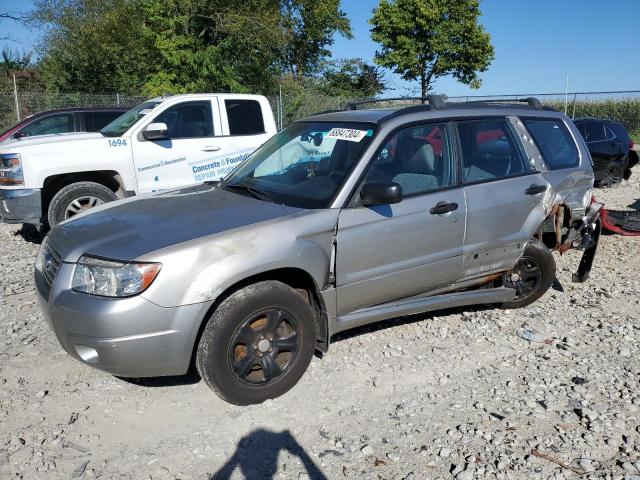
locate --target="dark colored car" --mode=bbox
[573,118,638,188]
[0,107,128,144]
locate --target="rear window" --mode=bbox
[225,99,265,136]
[523,119,579,170]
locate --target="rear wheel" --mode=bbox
[47,181,117,227]
[501,239,556,309]
[196,281,316,405]
[597,163,623,188]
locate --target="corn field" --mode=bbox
[1,89,640,142]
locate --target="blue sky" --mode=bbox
[1,0,639,96]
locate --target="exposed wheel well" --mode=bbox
[190,268,330,370]
[41,171,125,218]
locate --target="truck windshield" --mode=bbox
[100,101,161,137]
[222,121,376,209]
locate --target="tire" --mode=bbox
[47,181,118,227]
[597,163,623,189]
[501,239,556,309]
[196,280,317,405]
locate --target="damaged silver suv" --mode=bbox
[35,96,601,405]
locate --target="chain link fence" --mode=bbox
[0,91,145,132]
[2,89,639,142]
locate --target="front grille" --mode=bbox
[42,242,62,287]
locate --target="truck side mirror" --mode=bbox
[142,122,169,141]
[360,181,403,206]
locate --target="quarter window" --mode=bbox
[457,119,530,183]
[153,101,213,139]
[523,118,579,170]
[225,99,265,136]
[364,123,455,196]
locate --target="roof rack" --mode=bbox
[346,95,447,111]
[452,97,544,109]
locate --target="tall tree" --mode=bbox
[319,58,386,97]
[280,0,352,78]
[370,0,494,99]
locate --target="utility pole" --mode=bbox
[564,74,569,115]
[13,73,21,121]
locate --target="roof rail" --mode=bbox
[451,97,544,109]
[346,95,447,111]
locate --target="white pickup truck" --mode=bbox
[0,93,276,227]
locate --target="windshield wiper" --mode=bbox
[222,182,274,202]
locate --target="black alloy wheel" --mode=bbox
[229,308,300,385]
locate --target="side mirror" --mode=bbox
[360,181,402,206]
[142,122,168,141]
[13,131,26,140]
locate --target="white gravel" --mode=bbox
[1,176,639,479]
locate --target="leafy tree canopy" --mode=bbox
[370,0,494,98]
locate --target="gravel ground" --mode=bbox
[1,176,639,480]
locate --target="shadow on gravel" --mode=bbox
[331,304,495,344]
[211,429,327,480]
[14,224,46,244]
[628,199,640,211]
[116,367,201,388]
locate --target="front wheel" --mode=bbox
[196,281,317,405]
[47,181,118,227]
[501,239,556,309]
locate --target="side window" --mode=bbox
[457,119,530,183]
[605,125,617,140]
[90,112,123,132]
[225,100,265,136]
[20,113,74,137]
[363,123,455,196]
[522,118,579,170]
[584,122,606,142]
[153,101,213,139]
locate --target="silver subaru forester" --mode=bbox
[35,97,601,405]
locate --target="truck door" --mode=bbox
[131,100,224,194]
[214,97,277,177]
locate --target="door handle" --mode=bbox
[525,184,547,195]
[202,145,221,152]
[429,201,458,215]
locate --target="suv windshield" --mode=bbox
[223,122,376,208]
[100,101,161,137]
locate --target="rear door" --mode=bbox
[214,98,276,176]
[335,122,466,314]
[457,118,550,279]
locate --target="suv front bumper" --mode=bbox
[35,257,213,378]
[0,188,42,224]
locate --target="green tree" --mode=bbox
[280,0,352,78]
[370,0,494,99]
[319,58,386,97]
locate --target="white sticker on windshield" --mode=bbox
[326,128,368,142]
[139,109,153,115]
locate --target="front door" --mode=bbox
[335,122,466,315]
[132,100,223,194]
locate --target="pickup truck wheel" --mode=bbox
[501,239,556,309]
[196,280,316,405]
[47,181,117,227]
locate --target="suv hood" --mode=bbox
[48,184,305,261]
[0,132,104,152]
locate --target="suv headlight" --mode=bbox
[72,255,161,297]
[0,153,23,186]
